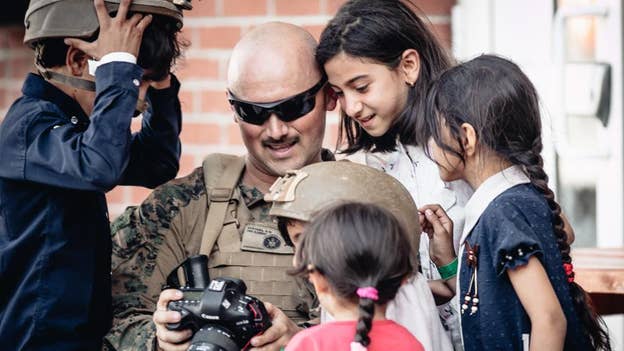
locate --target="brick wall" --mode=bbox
[0,0,455,217]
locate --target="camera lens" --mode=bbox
[188,325,240,351]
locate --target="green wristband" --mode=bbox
[437,257,458,280]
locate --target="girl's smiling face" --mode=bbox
[324,52,410,137]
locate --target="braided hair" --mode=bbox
[422,54,610,350]
[291,202,413,348]
[316,0,452,153]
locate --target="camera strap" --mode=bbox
[200,154,246,256]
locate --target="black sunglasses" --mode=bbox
[228,74,327,126]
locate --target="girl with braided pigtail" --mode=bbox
[421,54,611,350]
[285,203,424,351]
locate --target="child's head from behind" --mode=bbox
[317,0,451,153]
[293,202,413,347]
[423,54,542,181]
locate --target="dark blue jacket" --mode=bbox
[0,62,182,350]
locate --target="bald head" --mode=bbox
[227,22,321,102]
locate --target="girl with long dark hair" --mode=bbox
[422,54,611,350]
[317,1,469,348]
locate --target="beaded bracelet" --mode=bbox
[437,257,458,280]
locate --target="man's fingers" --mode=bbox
[156,326,193,345]
[156,341,190,351]
[153,310,182,325]
[93,0,110,27]
[127,12,144,27]
[263,302,276,315]
[135,13,153,32]
[249,344,279,351]
[157,289,183,311]
[116,0,132,22]
[250,323,281,347]
[63,38,93,56]
[250,302,281,347]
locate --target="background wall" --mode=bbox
[0,0,455,217]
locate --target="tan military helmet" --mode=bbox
[266,161,421,269]
[24,0,192,47]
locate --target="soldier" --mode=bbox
[0,0,189,349]
[105,22,336,350]
[266,161,456,351]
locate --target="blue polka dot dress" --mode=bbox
[457,167,590,350]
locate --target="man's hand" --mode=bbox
[64,0,152,59]
[419,204,455,267]
[249,302,301,351]
[153,289,193,351]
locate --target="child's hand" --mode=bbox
[418,204,455,267]
[64,0,152,60]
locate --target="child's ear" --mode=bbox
[308,270,330,294]
[324,86,337,111]
[399,49,421,86]
[460,122,477,157]
[66,46,88,77]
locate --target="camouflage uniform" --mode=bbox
[103,152,332,350]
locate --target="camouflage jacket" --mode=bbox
[103,152,331,350]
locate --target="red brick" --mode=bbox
[0,61,6,79]
[326,0,347,14]
[275,0,321,15]
[178,89,194,114]
[0,88,6,109]
[412,0,456,16]
[430,23,451,51]
[9,57,33,79]
[185,0,217,17]
[1,27,26,50]
[180,122,222,144]
[199,26,242,49]
[223,0,268,16]
[131,186,153,203]
[177,154,200,177]
[177,27,193,49]
[228,123,243,145]
[106,187,126,203]
[4,88,21,107]
[302,25,325,42]
[176,57,220,80]
[325,0,455,19]
[200,90,230,113]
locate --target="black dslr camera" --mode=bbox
[164,255,272,351]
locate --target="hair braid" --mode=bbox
[509,140,611,351]
[354,297,375,347]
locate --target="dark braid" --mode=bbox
[422,54,611,350]
[510,144,611,351]
[354,297,375,347]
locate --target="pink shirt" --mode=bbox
[286,320,424,351]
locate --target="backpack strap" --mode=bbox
[199,154,246,255]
